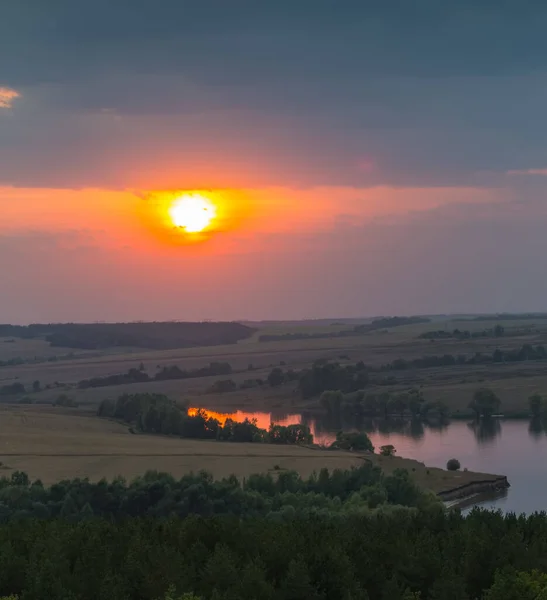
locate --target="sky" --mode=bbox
[2,1,547,323]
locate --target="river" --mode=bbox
[191,407,547,514]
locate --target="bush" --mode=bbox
[380,444,396,457]
[209,379,237,393]
[446,458,461,471]
[331,431,374,452]
[54,394,78,408]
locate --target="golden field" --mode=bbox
[0,405,502,495]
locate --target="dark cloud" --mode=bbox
[2,1,547,188]
[3,1,547,85]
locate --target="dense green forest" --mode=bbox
[0,467,544,599]
[0,464,431,521]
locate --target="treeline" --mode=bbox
[383,344,547,371]
[321,388,449,419]
[259,330,356,342]
[0,321,254,350]
[298,361,368,399]
[0,484,545,598]
[258,316,430,343]
[295,346,547,400]
[0,463,429,523]
[354,315,430,333]
[98,393,313,445]
[419,325,505,340]
[460,312,547,321]
[78,362,232,389]
[0,382,25,396]
[0,351,95,369]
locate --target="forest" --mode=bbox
[0,322,254,350]
[0,463,430,521]
[0,467,544,599]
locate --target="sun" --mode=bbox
[169,194,216,233]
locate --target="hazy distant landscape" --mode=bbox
[0,313,544,497]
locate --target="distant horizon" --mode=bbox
[4,310,547,328]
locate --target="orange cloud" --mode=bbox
[0,183,501,262]
[0,87,20,108]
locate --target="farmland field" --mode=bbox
[0,405,502,495]
[3,315,547,416]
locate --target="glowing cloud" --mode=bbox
[0,87,20,108]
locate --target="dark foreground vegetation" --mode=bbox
[0,321,254,350]
[0,464,431,521]
[98,393,314,445]
[0,467,543,599]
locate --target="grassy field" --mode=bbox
[3,316,547,417]
[0,405,502,495]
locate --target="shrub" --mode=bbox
[331,431,374,452]
[380,444,396,457]
[446,458,461,471]
[54,394,78,408]
[209,379,237,393]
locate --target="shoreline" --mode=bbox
[438,475,510,504]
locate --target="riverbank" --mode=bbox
[365,453,509,499]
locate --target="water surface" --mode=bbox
[194,407,547,514]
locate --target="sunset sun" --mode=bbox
[169,194,216,233]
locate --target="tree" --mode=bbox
[380,444,396,457]
[279,557,322,600]
[484,570,547,600]
[331,431,374,452]
[494,324,505,337]
[267,368,285,387]
[60,493,78,518]
[529,394,544,418]
[320,390,343,414]
[446,458,460,471]
[160,587,202,600]
[468,388,501,418]
[10,471,29,486]
[32,380,41,392]
[209,379,237,393]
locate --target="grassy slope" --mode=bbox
[0,405,502,494]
